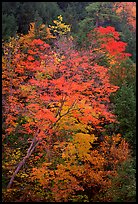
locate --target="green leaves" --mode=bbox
[105,159,136,202]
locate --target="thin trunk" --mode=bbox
[7,100,77,189]
[7,131,40,189]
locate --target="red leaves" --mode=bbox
[101,40,127,56]
[40,94,51,102]
[28,50,37,55]
[31,79,48,88]
[35,109,56,123]
[15,65,24,74]
[3,31,121,144]
[2,22,133,202]
[86,26,133,85]
[43,43,50,48]
[27,55,34,61]
[89,26,131,60]
[95,26,120,40]
[27,103,41,112]
[52,76,65,90]
[32,39,44,45]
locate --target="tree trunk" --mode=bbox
[7,136,40,189]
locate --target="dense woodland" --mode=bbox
[2,2,136,202]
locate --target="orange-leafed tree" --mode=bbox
[2,25,119,192]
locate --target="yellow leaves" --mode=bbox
[35,70,53,80]
[69,164,85,177]
[53,20,58,25]
[73,133,96,160]
[24,116,33,123]
[74,132,96,144]
[7,42,14,49]
[40,24,45,29]
[61,133,96,161]
[49,15,71,36]
[31,163,54,187]
[57,15,63,21]
[17,173,29,178]
[72,123,88,133]
[56,101,99,138]
[3,146,22,181]
[57,114,77,131]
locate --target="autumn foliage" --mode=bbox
[31,133,129,202]
[114,2,136,30]
[86,26,135,86]
[2,20,135,202]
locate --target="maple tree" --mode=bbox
[2,19,135,202]
[86,26,135,86]
[3,23,118,185]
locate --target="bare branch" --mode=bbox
[7,129,40,189]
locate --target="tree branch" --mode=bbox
[7,129,40,189]
[7,100,77,189]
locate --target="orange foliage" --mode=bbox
[114,2,136,30]
[2,24,132,201]
[2,33,120,138]
[32,134,130,201]
[19,22,55,48]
